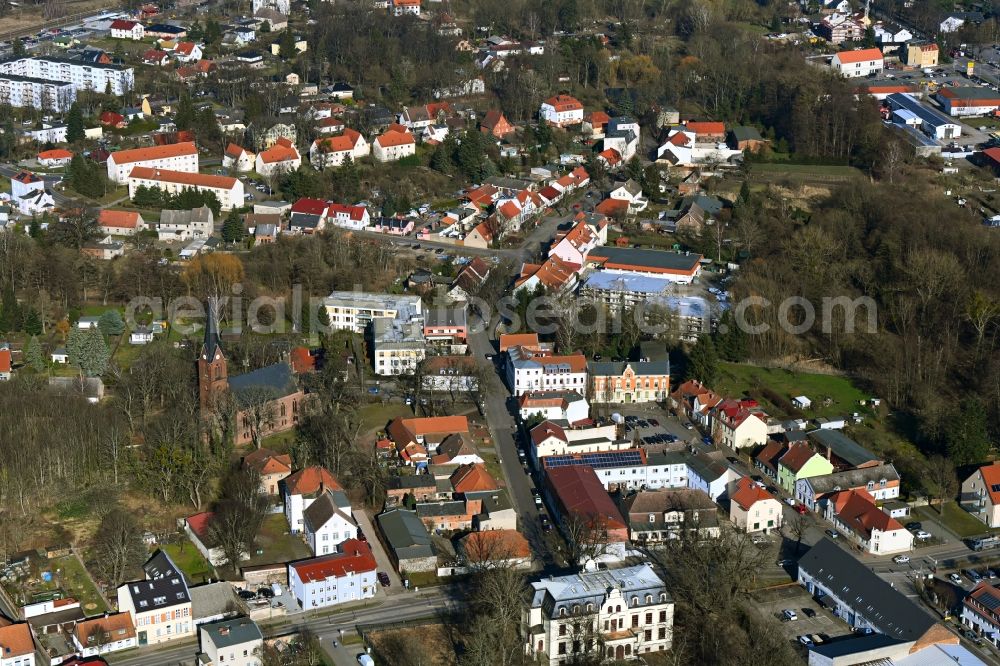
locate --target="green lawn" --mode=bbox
[51,555,108,616]
[359,402,413,435]
[750,162,864,181]
[916,502,998,539]
[479,450,505,487]
[713,362,869,420]
[244,513,311,567]
[161,542,215,585]
[402,571,443,589]
[608,231,680,250]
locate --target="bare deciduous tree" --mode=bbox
[90,508,147,589]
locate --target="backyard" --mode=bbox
[244,513,312,568]
[712,362,870,420]
[916,501,999,540]
[1,553,108,616]
[160,541,214,585]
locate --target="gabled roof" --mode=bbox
[778,441,819,474]
[38,148,72,160]
[547,465,626,532]
[530,420,567,446]
[284,466,342,496]
[98,209,142,228]
[290,197,328,216]
[730,476,777,511]
[974,463,1000,506]
[111,141,198,165]
[0,622,34,658]
[450,463,499,493]
[376,130,415,148]
[110,19,140,29]
[129,167,237,190]
[290,540,375,582]
[12,171,41,185]
[74,612,135,646]
[544,94,583,112]
[225,142,250,159]
[242,447,292,476]
[754,439,787,473]
[460,529,530,560]
[303,489,353,533]
[829,489,905,539]
[684,121,726,135]
[257,138,299,164]
[835,47,884,64]
[0,348,11,373]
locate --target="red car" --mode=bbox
[796,504,808,515]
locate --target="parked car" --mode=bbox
[915,530,932,540]
[906,522,922,531]
[966,569,983,584]
[892,555,910,564]
[950,573,963,584]
[702,436,713,446]
[796,504,808,515]
[802,608,816,618]
[825,529,839,539]
[238,590,256,600]
[785,498,796,506]
[648,419,659,426]
[256,587,274,599]
[782,609,798,621]
[684,422,694,430]
[797,635,813,646]
[377,572,391,587]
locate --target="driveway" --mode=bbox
[353,508,403,595]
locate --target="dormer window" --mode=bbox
[586,603,594,612]
[573,604,580,614]
[560,607,567,617]
[648,513,655,523]
[645,594,653,604]
[659,593,667,602]
[631,597,638,607]
[880,478,887,487]
[866,481,874,490]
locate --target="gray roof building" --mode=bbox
[802,463,900,497]
[199,616,263,654]
[807,429,879,468]
[527,564,669,618]
[377,508,433,561]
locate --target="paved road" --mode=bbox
[107,588,457,666]
[0,163,78,208]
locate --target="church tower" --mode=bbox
[198,298,229,409]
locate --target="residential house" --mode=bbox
[796,463,901,511]
[198,618,263,666]
[322,291,421,333]
[459,530,531,570]
[399,102,453,130]
[419,355,480,393]
[963,582,1000,648]
[608,179,648,213]
[819,12,863,43]
[529,421,626,464]
[284,466,343,533]
[174,42,202,63]
[904,42,939,69]
[940,12,983,33]
[671,379,723,428]
[961,462,1000,528]
[416,498,481,532]
[303,489,357,556]
[288,197,328,234]
[0,621,35,666]
[450,463,498,494]
[432,434,483,467]
[387,416,470,468]
[254,137,300,177]
[241,448,292,496]
[539,94,584,127]
[251,123,296,151]
[582,111,611,138]
[37,148,73,167]
[183,512,231,566]
[376,508,437,573]
[222,144,255,172]
[116,551,194,646]
[129,327,154,344]
[620,488,720,543]
[776,442,834,494]
[97,209,145,236]
[10,171,53,216]
[72,613,137,657]
[685,452,740,501]
[371,316,425,376]
[142,49,170,66]
[391,0,421,16]
[480,109,515,139]
[326,203,369,230]
[386,475,438,507]
[798,538,936,640]
[372,130,415,162]
[728,477,782,534]
[288,540,377,609]
[711,398,769,450]
[823,489,913,555]
[523,564,674,664]
[158,206,214,241]
[832,48,885,78]
[505,344,587,397]
[727,126,766,152]
[519,391,590,425]
[588,360,670,404]
[110,19,145,40]
[128,169,243,211]
[603,117,640,161]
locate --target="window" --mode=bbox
[659,611,667,622]
[586,603,594,612]
[558,643,566,655]
[573,604,580,614]
[649,513,655,523]
[658,627,667,639]
[632,614,639,627]
[646,612,653,624]
[645,630,652,641]
[645,594,653,604]
[559,624,567,636]
[559,608,567,617]
[631,597,638,606]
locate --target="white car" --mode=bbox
[782,609,798,621]
[785,498,796,506]
[798,635,813,646]
[893,555,911,564]
[950,573,963,584]
[915,530,932,540]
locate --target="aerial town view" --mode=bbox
[1,0,1000,664]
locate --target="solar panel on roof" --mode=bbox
[980,593,1000,612]
[543,450,643,469]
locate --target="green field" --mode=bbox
[161,542,214,585]
[916,502,999,539]
[713,362,868,420]
[51,555,108,615]
[360,402,413,435]
[244,513,312,567]
[750,162,864,182]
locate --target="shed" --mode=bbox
[792,396,812,410]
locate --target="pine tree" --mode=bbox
[66,103,85,143]
[67,326,110,377]
[279,30,296,59]
[685,335,718,386]
[24,336,45,372]
[98,310,125,337]
[222,209,245,243]
[23,308,42,336]
[175,94,195,131]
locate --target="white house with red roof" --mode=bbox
[222,143,255,172]
[831,47,885,77]
[962,462,1000,528]
[656,124,741,166]
[283,466,343,533]
[98,209,146,236]
[37,148,73,167]
[519,390,590,425]
[822,489,913,554]
[0,345,12,381]
[255,137,301,177]
[373,129,415,162]
[495,189,544,231]
[303,489,357,556]
[326,203,370,230]
[110,19,145,40]
[107,141,199,184]
[548,212,606,266]
[505,345,589,397]
[173,42,202,63]
[391,0,420,15]
[539,94,584,127]
[287,539,377,609]
[10,170,53,215]
[729,477,783,534]
[183,511,239,566]
[711,398,769,449]
[309,129,368,168]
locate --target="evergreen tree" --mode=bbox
[24,336,44,372]
[28,218,41,239]
[66,326,110,377]
[625,156,644,183]
[947,400,991,467]
[222,209,245,243]
[204,19,222,45]
[739,180,751,203]
[194,106,223,148]
[260,20,271,33]
[98,310,125,337]
[279,30,296,59]
[685,334,718,386]
[23,308,42,336]
[714,310,748,362]
[66,103,85,143]
[175,94,195,131]
[12,37,24,57]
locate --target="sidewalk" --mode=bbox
[353,508,404,594]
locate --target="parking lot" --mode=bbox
[753,584,854,650]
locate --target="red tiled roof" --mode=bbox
[585,111,611,126]
[75,613,135,646]
[285,466,342,495]
[0,348,10,373]
[185,511,215,539]
[598,148,622,165]
[595,197,628,216]
[0,622,34,658]
[730,476,777,511]
[547,466,626,532]
[12,171,41,184]
[257,139,299,164]
[175,41,197,56]
[225,143,249,158]
[830,489,904,538]
[290,539,376,582]
[835,47,884,64]
[376,130,415,148]
[544,94,583,112]
[461,530,530,560]
[290,346,317,373]
[499,333,540,351]
[450,463,499,493]
[38,149,72,160]
[684,121,726,135]
[778,442,817,473]
[99,209,141,229]
[110,141,197,165]
[110,19,139,30]
[128,167,237,189]
[401,416,470,436]
[977,463,1000,505]
[291,197,329,215]
[243,447,293,475]
[530,420,567,446]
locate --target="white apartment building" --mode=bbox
[831,48,885,77]
[116,551,194,646]
[322,291,422,333]
[326,203,370,230]
[505,345,588,397]
[372,130,416,162]
[107,141,199,183]
[524,564,673,665]
[539,94,584,127]
[529,421,629,464]
[0,56,134,111]
[372,316,426,376]
[288,540,377,610]
[127,167,244,210]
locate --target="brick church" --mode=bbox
[198,303,305,446]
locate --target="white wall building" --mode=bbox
[0,56,133,111]
[127,167,244,211]
[322,292,422,333]
[831,48,885,77]
[372,130,416,162]
[539,95,584,127]
[505,346,588,397]
[303,489,357,556]
[199,618,263,666]
[107,141,199,184]
[288,540,377,610]
[326,203,370,230]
